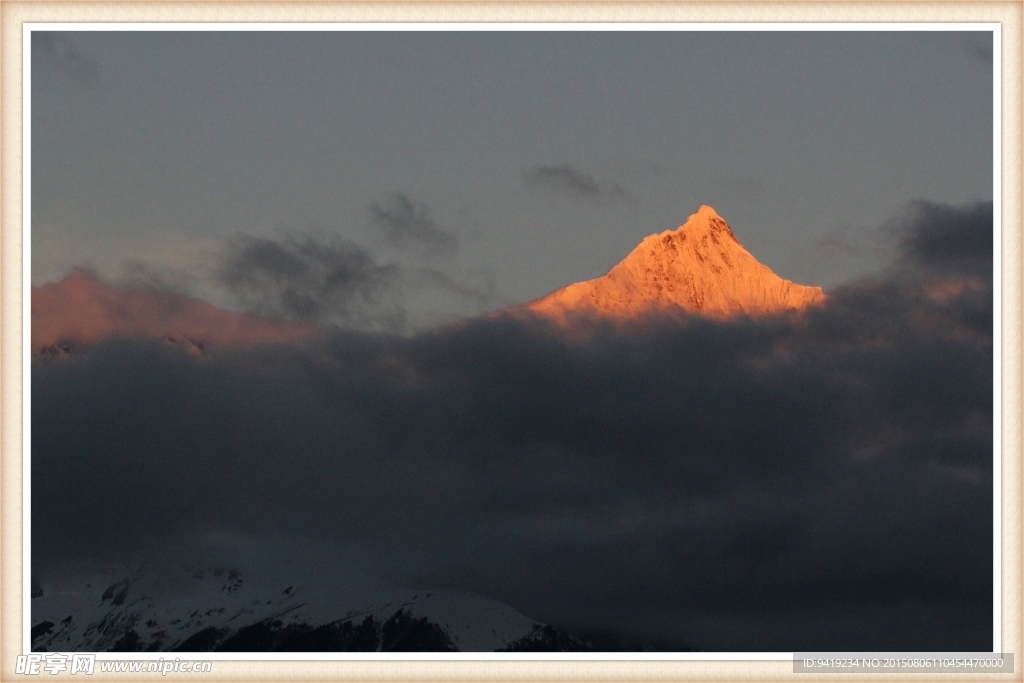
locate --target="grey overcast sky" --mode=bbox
[31,30,993,328]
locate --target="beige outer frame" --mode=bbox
[2,4,1020,681]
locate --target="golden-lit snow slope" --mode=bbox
[521,205,825,319]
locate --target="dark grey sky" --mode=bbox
[31,29,993,329]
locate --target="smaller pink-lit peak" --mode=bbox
[32,269,316,356]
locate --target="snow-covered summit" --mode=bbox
[518,206,825,320]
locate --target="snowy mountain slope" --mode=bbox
[31,564,571,652]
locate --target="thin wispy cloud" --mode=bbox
[32,32,100,84]
[369,193,458,254]
[522,164,635,204]
[961,33,994,64]
[412,267,498,311]
[116,260,196,297]
[217,234,405,330]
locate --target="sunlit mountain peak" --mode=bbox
[517,206,826,320]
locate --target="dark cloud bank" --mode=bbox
[33,201,993,652]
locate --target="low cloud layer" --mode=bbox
[523,164,634,204]
[32,201,993,652]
